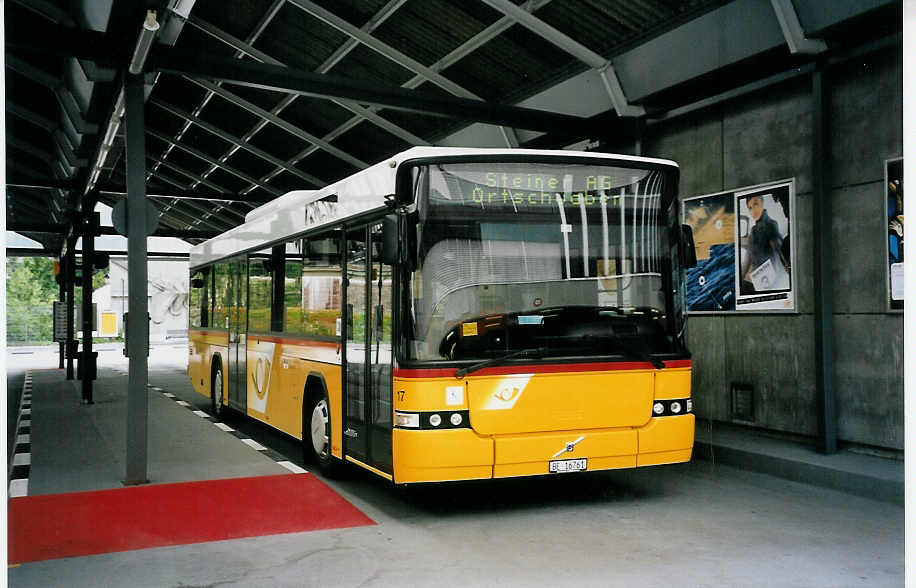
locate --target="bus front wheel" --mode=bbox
[305,388,340,477]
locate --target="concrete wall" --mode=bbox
[638,46,903,450]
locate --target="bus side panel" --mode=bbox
[188,329,228,399]
[244,338,343,459]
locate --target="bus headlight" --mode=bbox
[395,411,419,428]
[653,402,664,415]
[429,413,442,427]
[450,413,463,426]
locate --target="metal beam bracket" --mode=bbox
[771,0,827,55]
[598,62,645,118]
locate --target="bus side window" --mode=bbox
[248,248,273,333]
[285,231,343,338]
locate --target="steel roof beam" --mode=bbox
[7,56,99,133]
[146,155,235,197]
[181,4,423,196]
[243,0,553,194]
[7,102,56,132]
[150,99,325,187]
[183,77,370,169]
[770,0,827,54]
[158,54,589,134]
[289,0,475,99]
[288,0,526,142]
[185,13,427,147]
[143,168,234,228]
[8,136,54,164]
[153,0,322,198]
[147,128,283,196]
[479,0,645,117]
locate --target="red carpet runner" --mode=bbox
[8,474,374,564]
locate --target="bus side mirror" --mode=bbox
[680,225,697,269]
[381,214,399,265]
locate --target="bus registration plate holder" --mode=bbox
[549,458,587,473]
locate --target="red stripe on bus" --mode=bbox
[394,359,691,378]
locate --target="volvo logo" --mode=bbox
[552,436,585,458]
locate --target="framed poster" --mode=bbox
[683,180,796,313]
[886,158,903,311]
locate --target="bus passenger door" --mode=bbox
[344,229,369,461]
[367,225,393,473]
[227,258,247,412]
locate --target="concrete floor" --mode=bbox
[7,345,905,587]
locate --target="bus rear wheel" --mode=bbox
[305,388,341,477]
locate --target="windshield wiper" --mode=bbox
[455,347,548,379]
[537,334,666,370]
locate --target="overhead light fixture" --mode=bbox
[129,10,160,75]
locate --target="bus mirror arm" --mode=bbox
[679,225,697,269]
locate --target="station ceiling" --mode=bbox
[5,0,901,254]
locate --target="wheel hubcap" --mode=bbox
[214,371,223,413]
[310,399,329,458]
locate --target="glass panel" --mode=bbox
[284,233,342,337]
[407,162,677,362]
[344,228,368,459]
[189,270,202,328]
[212,262,231,330]
[248,249,272,333]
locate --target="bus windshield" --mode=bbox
[406,160,681,362]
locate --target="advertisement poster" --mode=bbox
[886,158,903,310]
[684,180,795,313]
[684,193,736,311]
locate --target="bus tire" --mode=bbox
[211,358,225,420]
[305,386,341,477]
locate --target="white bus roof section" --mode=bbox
[189,147,678,269]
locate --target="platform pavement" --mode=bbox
[693,419,904,505]
[12,348,289,497]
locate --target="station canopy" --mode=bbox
[4,0,900,254]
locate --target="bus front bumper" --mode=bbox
[392,414,694,484]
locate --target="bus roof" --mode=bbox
[189,146,678,269]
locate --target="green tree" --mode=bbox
[6,257,55,343]
[6,256,109,344]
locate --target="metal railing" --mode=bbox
[6,304,54,346]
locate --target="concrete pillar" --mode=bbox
[123,72,150,485]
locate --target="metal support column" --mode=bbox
[812,64,836,454]
[124,72,150,485]
[79,206,96,404]
[58,259,65,369]
[65,236,77,380]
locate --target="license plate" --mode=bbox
[549,458,587,473]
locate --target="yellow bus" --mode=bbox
[188,147,697,484]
